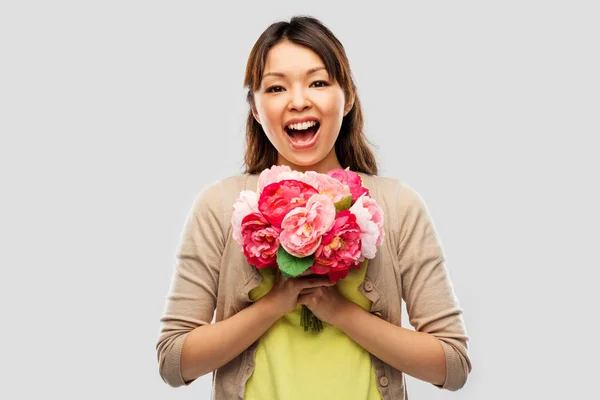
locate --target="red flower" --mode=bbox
[311,210,362,282]
[240,212,281,269]
[258,179,319,228]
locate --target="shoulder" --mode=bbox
[189,173,258,231]
[367,174,428,210]
[193,174,257,204]
[370,174,404,192]
[358,172,406,204]
[219,173,258,195]
[359,173,433,227]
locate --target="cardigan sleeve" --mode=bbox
[156,181,225,388]
[395,182,472,391]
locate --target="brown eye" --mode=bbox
[266,85,284,93]
[311,81,329,88]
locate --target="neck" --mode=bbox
[276,150,343,174]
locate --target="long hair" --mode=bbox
[242,16,379,175]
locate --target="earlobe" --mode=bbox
[344,96,355,116]
[251,107,261,125]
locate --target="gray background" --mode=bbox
[1,1,598,399]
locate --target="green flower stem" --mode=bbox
[301,305,323,333]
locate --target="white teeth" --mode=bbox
[286,120,317,131]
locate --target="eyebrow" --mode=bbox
[262,66,327,78]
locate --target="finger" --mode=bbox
[298,269,316,277]
[297,293,313,306]
[299,287,322,295]
[298,292,324,307]
[296,276,334,289]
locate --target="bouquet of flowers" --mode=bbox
[231,165,384,332]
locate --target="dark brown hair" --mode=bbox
[242,15,379,175]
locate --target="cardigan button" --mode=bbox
[373,311,383,318]
[364,281,374,292]
[379,376,389,387]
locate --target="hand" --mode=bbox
[297,284,353,326]
[261,269,335,319]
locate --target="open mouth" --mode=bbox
[284,122,320,145]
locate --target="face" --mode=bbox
[252,40,353,173]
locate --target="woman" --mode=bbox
[156,15,471,399]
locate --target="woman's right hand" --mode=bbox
[261,269,335,319]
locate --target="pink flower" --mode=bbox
[258,180,319,228]
[231,190,259,244]
[279,194,336,258]
[349,194,385,261]
[311,210,362,282]
[327,168,369,203]
[240,213,281,269]
[304,171,351,203]
[257,165,305,196]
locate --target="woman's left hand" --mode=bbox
[297,284,353,326]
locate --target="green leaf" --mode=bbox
[277,245,314,280]
[334,195,352,213]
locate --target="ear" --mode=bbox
[251,105,261,125]
[344,95,355,116]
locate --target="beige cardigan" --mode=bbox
[156,172,472,399]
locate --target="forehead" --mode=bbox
[263,41,326,76]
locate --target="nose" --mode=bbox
[287,86,311,112]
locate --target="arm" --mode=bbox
[156,182,225,387]
[308,182,471,389]
[180,296,280,381]
[180,270,335,381]
[156,183,334,386]
[334,303,447,386]
[392,182,472,390]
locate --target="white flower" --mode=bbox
[231,190,259,243]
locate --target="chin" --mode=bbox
[287,156,326,168]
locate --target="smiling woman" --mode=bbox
[156,15,472,400]
[242,18,378,175]
[252,44,345,162]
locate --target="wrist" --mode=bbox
[256,295,284,322]
[331,299,360,329]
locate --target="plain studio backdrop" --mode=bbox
[1,1,598,399]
